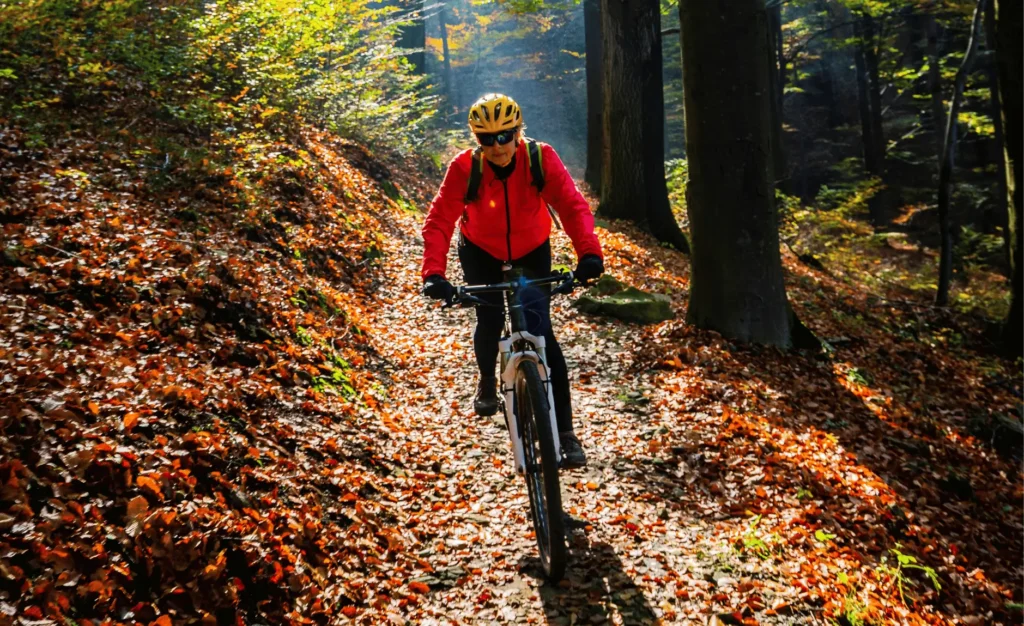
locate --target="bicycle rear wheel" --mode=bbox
[515,360,566,581]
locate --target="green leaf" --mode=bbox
[815,529,836,542]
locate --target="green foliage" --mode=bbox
[956,224,1005,267]
[877,545,942,607]
[0,0,436,150]
[737,515,780,560]
[665,158,689,227]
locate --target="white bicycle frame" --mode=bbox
[498,331,562,475]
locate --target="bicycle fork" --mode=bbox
[498,332,563,475]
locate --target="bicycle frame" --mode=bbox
[451,267,573,475]
[499,329,560,474]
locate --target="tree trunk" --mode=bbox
[599,0,689,252]
[681,0,795,347]
[925,15,946,153]
[768,3,786,188]
[821,53,841,129]
[863,15,886,171]
[439,5,454,121]
[936,0,987,306]
[396,0,426,74]
[984,0,1009,269]
[584,0,603,192]
[995,0,1023,356]
[854,20,880,176]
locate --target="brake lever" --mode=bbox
[551,271,576,296]
[441,287,464,309]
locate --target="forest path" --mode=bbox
[354,207,799,625]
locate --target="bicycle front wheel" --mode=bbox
[515,360,566,581]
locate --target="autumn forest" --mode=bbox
[0,0,1021,625]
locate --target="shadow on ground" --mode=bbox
[518,520,658,625]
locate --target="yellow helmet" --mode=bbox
[468,93,522,133]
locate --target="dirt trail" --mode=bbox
[354,209,777,625]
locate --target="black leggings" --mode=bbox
[458,235,574,433]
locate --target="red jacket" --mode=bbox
[421,140,603,280]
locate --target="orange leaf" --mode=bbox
[341,606,358,617]
[123,412,139,431]
[137,475,162,497]
[87,401,100,416]
[408,581,430,594]
[150,616,172,626]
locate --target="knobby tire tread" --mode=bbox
[515,360,566,581]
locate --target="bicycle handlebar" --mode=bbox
[443,271,578,309]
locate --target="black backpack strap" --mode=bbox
[525,139,562,230]
[463,147,485,204]
[524,139,545,193]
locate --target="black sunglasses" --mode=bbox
[476,130,517,147]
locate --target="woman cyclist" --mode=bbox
[420,93,604,469]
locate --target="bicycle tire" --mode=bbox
[515,360,566,581]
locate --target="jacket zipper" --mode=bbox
[502,179,512,263]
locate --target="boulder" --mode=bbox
[573,275,674,324]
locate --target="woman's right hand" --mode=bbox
[422,274,454,301]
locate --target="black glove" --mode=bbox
[422,274,454,302]
[574,254,604,283]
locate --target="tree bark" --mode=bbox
[854,20,881,176]
[768,2,786,188]
[584,0,603,192]
[936,0,987,306]
[681,0,795,347]
[983,0,1009,269]
[995,0,1023,356]
[598,0,689,252]
[925,15,946,153]
[863,15,886,172]
[439,5,453,120]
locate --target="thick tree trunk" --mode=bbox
[936,0,987,306]
[984,0,1009,268]
[439,6,453,120]
[768,3,786,189]
[599,0,689,252]
[925,15,946,153]
[584,0,603,192]
[995,0,1023,356]
[681,0,794,347]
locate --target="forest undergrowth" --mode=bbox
[1,97,1021,625]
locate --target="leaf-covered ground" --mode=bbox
[1,120,1021,626]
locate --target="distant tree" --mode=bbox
[393,0,427,74]
[983,0,1009,263]
[598,0,689,253]
[439,3,454,119]
[680,0,815,348]
[584,0,602,192]
[853,14,886,182]
[995,0,1022,356]
[936,0,987,306]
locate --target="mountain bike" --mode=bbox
[444,266,577,582]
